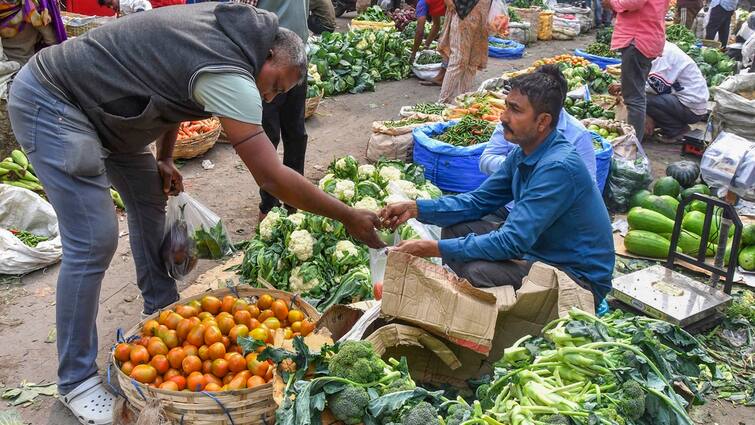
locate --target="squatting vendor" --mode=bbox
[380,66,615,305]
[8,4,384,424]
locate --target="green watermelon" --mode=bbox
[629,190,652,209]
[653,176,682,198]
[743,224,755,246]
[641,195,680,220]
[681,184,710,200]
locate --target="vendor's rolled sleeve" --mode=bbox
[192,72,263,125]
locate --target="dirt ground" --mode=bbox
[0,22,752,424]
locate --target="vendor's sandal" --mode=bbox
[420,79,442,86]
[61,375,114,425]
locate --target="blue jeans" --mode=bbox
[7,66,179,394]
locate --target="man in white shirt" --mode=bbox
[645,41,709,139]
[98,0,152,14]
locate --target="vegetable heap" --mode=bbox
[7,228,48,247]
[388,6,416,31]
[587,124,620,142]
[1,149,124,209]
[308,29,411,97]
[270,339,444,425]
[446,91,507,121]
[508,7,521,23]
[584,42,618,58]
[564,98,615,120]
[509,0,545,8]
[383,117,432,128]
[595,26,613,45]
[560,63,616,93]
[178,119,217,140]
[192,221,233,260]
[664,25,735,87]
[437,116,496,147]
[532,54,591,68]
[306,64,323,98]
[665,24,696,46]
[416,50,443,65]
[401,20,432,40]
[445,308,708,425]
[238,157,441,311]
[355,5,391,22]
[408,102,447,116]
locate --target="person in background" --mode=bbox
[148,0,185,8]
[675,0,703,29]
[98,0,152,14]
[0,0,65,64]
[706,0,737,48]
[436,0,490,103]
[308,0,336,34]
[602,0,669,144]
[253,0,311,223]
[380,66,614,308]
[728,11,755,61]
[409,0,445,64]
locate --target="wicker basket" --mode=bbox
[173,118,221,160]
[61,11,114,37]
[305,94,322,119]
[113,286,319,425]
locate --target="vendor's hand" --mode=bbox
[344,208,386,249]
[390,240,441,258]
[157,159,183,196]
[379,201,418,231]
[608,83,622,97]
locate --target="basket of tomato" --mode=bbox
[173,118,222,160]
[112,287,318,424]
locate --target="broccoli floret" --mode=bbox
[595,407,626,425]
[401,401,440,425]
[327,385,370,425]
[543,414,571,424]
[444,403,472,425]
[617,380,646,420]
[381,376,416,395]
[328,341,387,384]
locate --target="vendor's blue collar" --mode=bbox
[520,128,560,167]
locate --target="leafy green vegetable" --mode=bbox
[192,221,232,259]
[585,42,618,58]
[356,5,391,22]
[415,50,442,65]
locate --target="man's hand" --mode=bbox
[157,159,183,196]
[343,208,386,249]
[379,201,418,231]
[608,83,622,97]
[390,240,441,257]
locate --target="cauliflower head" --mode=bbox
[379,166,402,182]
[286,212,306,228]
[288,262,322,293]
[334,180,356,202]
[319,173,337,192]
[287,229,315,261]
[394,180,419,199]
[357,164,376,180]
[258,210,282,241]
[384,193,408,204]
[333,240,360,262]
[353,196,381,212]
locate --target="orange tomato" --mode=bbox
[247,375,266,389]
[204,382,222,392]
[290,321,302,333]
[131,364,157,384]
[287,310,305,323]
[233,310,252,328]
[197,312,213,321]
[258,309,274,323]
[158,310,172,326]
[208,342,226,361]
[249,327,269,343]
[246,353,260,372]
[169,375,187,391]
[175,304,199,318]
[283,328,293,339]
[217,315,236,336]
[197,345,210,361]
[211,358,230,378]
[252,359,270,378]
[300,319,315,337]
[227,353,247,373]
[159,380,179,391]
[164,368,181,381]
[204,325,223,346]
[221,295,237,313]
[202,359,212,374]
[164,312,183,330]
[143,320,160,336]
[121,361,134,376]
[204,373,222,387]
[228,324,249,345]
[163,330,179,349]
[183,344,198,357]
[114,343,132,363]
[150,355,170,375]
[249,319,261,330]
[262,317,281,330]
[176,318,193,342]
[231,299,249,315]
[271,300,289,322]
[188,299,202,310]
[248,305,261,319]
[182,355,202,375]
[186,372,206,392]
[257,294,273,310]
[223,373,234,385]
[201,296,222,315]
[147,338,169,357]
[130,345,150,365]
[186,324,206,347]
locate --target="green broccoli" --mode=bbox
[328,341,387,384]
[401,401,440,425]
[327,385,370,425]
[444,403,472,425]
[595,407,626,425]
[617,380,646,420]
[381,376,416,395]
[542,414,571,424]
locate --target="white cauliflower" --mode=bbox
[378,166,402,182]
[258,210,282,241]
[333,240,359,261]
[357,164,376,180]
[394,179,419,199]
[384,193,408,204]
[334,180,356,202]
[289,265,320,293]
[287,213,306,227]
[318,173,336,190]
[353,196,381,213]
[288,229,315,261]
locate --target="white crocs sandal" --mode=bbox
[61,375,115,425]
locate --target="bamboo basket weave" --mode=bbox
[305,93,323,119]
[113,286,319,424]
[61,12,114,37]
[173,118,221,160]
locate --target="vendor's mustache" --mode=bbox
[501,122,514,135]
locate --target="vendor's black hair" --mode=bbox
[509,64,566,129]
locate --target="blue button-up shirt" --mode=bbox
[417,130,615,300]
[711,0,737,11]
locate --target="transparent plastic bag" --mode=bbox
[161,192,233,280]
[488,0,509,36]
[603,135,653,213]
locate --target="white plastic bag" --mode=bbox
[161,192,233,280]
[701,132,755,201]
[412,50,444,81]
[487,0,509,35]
[0,184,62,274]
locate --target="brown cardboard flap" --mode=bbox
[366,324,462,370]
[381,251,498,354]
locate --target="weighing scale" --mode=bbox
[611,194,744,329]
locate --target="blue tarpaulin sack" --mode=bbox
[574,48,621,69]
[488,37,525,59]
[412,121,489,193]
[589,131,614,194]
